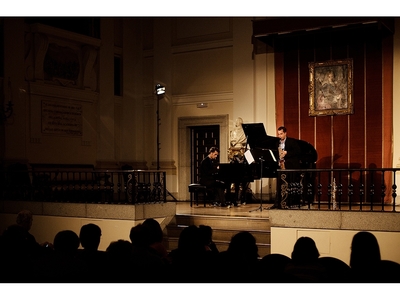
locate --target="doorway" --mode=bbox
[178,115,228,200]
[190,125,220,184]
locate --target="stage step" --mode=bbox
[164,214,271,257]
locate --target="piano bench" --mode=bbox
[188,183,208,207]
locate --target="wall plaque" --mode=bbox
[41,100,82,136]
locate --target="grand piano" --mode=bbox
[216,123,318,203]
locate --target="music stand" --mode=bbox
[245,148,277,212]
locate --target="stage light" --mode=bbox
[155,84,165,95]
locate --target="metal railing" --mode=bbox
[2,166,400,211]
[276,168,400,212]
[0,169,167,204]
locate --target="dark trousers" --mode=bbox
[210,180,226,204]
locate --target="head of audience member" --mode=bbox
[177,225,204,255]
[16,210,33,232]
[318,256,352,283]
[291,236,320,264]
[227,231,259,261]
[79,223,102,251]
[105,240,135,282]
[53,230,80,256]
[1,224,30,255]
[258,253,291,282]
[142,218,163,245]
[129,223,148,248]
[350,231,381,270]
[198,225,214,251]
[199,225,212,245]
[142,218,169,260]
[106,239,134,259]
[0,224,36,282]
[261,253,291,271]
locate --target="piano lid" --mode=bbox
[242,123,280,149]
[242,122,318,169]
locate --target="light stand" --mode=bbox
[155,84,177,201]
[1,77,14,122]
[155,84,164,171]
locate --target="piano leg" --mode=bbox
[223,182,234,205]
[238,181,251,204]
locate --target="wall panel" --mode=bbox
[276,28,393,202]
[365,39,383,168]
[298,47,315,144]
[172,47,233,95]
[283,47,300,134]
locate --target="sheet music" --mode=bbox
[244,150,255,164]
[245,149,277,164]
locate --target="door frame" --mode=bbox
[190,124,220,184]
[178,114,229,201]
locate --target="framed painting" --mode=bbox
[308,59,353,116]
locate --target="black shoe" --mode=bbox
[268,204,281,209]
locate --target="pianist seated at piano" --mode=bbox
[199,147,229,207]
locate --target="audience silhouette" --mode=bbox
[349,231,381,282]
[142,218,170,264]
[128,221,168,282]
[199,224,219,255]
[0,210,51,282]
[257,253,291,283]
[79,223,102,251]
[76,223,107,282]
[284,236,328,282]
[318,256,352,283]
[0,224,37,282]
[348,231,400,283]
[168,225,216,283]
[37,229,85,283]
[105,239,135,282]
[2,211,400,283]
[216,231,260,283]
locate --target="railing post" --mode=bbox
[391,170,397,212]
[348,170,353,210]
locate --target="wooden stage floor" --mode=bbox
[175,201,400,217]
[176,201,274,218]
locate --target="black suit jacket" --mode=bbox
[199,156,218,186]
[276,137,301,169]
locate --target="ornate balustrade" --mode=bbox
[0,167,167,204]
[276,168,399,211]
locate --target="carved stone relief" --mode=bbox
[24,24,99,92]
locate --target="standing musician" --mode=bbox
[276,126,301,170]
[269,126,301,209]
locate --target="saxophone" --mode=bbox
[279,143,285,170]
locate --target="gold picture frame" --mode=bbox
[309,59,353,116]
